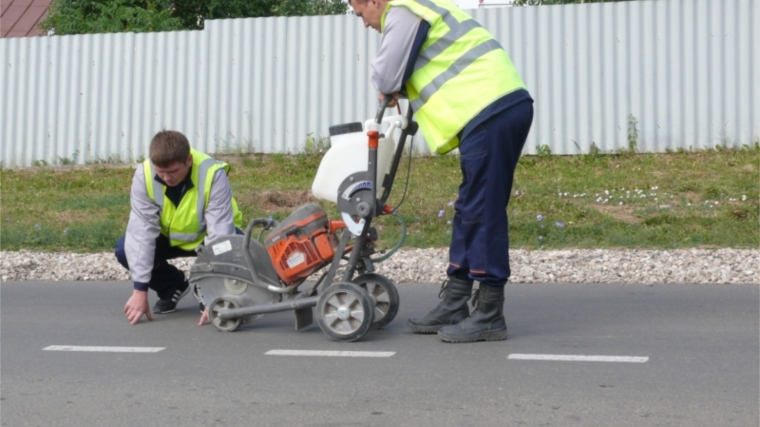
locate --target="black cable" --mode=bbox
[391,134,414,214]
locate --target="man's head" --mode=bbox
[349,0,388,33]
[149,130,192,187]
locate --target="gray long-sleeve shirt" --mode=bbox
[125,165,236,289]
[370,7,422,94]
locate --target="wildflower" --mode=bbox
[63,228,69,235]
[604,190,609,195]
[555,221,565,228]
[742,195,747,201]
[514,191,519,196]
[538,236,543,241]
[34,224,41,231]
[438,210,444,218]
[536,214,543,221]
[447,221,452,225]
[447,200,454,206]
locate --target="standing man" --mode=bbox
[350,0,534,342]
[115,130,243,325]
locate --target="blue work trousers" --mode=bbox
[115,234,195,300]
[446,99,534,287]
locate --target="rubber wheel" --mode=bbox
[316,283,373,342]
[209,297,242,332]
[352,273,400,329]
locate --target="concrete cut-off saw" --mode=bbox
[189,96,417,342]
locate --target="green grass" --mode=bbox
[1,147,758,252]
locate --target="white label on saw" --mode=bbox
[287,252,306,268]
[212,240,233,256]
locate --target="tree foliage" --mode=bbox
[39,0,182,35]
[40,0,348,35]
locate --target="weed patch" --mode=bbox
[1,149,758,252]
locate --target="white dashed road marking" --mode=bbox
[508,354,648,363]
[44,345,165,353]
[266,350,395,358]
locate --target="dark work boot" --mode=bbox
[438,284,507,343]
[407,277,473,333]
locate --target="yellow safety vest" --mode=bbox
[382,0,526,154]
[143,149,242,250]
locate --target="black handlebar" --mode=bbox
[375,94,394,124]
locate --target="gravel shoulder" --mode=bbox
[2,248,758,284]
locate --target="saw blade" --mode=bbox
[192,276,281,321]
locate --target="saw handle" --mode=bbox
[375,94,394,124]
[242,218,280,288]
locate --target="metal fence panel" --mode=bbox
[1,0,757,167]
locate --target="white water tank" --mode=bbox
[312,121,396,204]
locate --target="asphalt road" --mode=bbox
[1,281,758,427]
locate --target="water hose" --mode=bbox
[371,209,406,263]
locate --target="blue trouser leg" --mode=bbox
[447,100,534,286]
[114,234,196,300]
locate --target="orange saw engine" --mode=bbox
[264,203,345,285]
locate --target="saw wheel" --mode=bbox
[192,276,281,325]
[209,297,243,332]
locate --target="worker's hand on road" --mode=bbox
[378,92,401,108]
[124,290,152,325]
[198,308,210,326]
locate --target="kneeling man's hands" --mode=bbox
[124,290,152,325]
[198,308,210,326]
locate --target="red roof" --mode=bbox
[1,0,54,38]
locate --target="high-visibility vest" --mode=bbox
[381,0,526,154]
[143,149,243,250]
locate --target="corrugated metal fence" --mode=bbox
[1,0,758,167]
